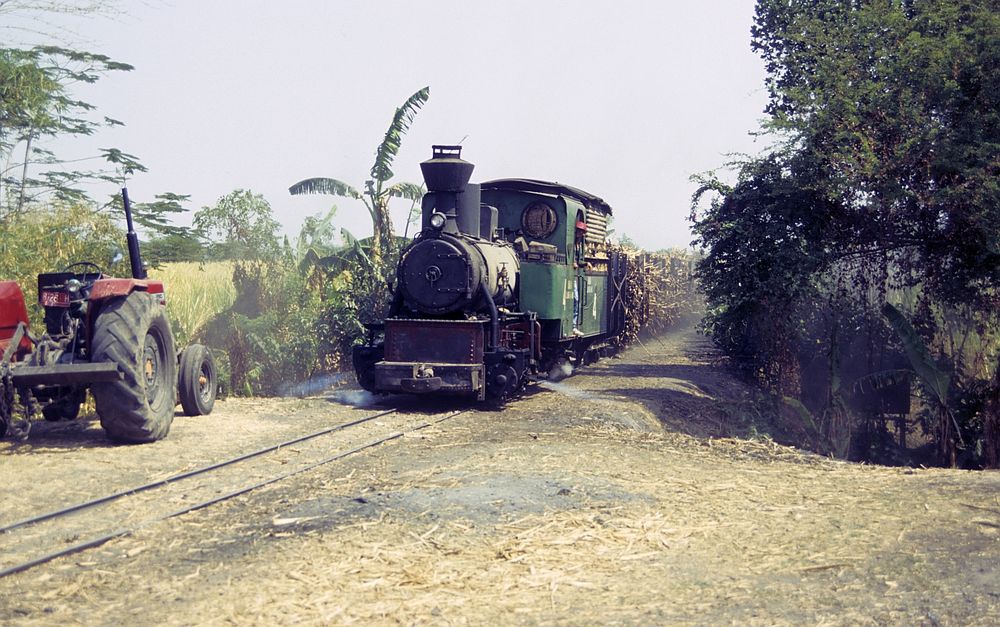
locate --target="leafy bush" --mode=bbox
[0,203,127,323]
[189,190,379,397]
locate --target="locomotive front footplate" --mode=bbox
[374,362,486,401]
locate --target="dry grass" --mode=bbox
[4,328,999,626]
[116,428,1000,626]
[147,261,235,346]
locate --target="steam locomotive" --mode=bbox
[352,145,630,401]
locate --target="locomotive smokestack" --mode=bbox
[420,145,475,234]
[421,145,474,192]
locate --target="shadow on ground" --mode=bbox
[0,412,165,452]
[568,326,813,446]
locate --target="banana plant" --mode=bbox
[299,229,417,278]
[289,87,429,272]
[882,302,959,466]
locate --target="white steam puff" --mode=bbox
[279,373,349,398]
[538,380,593,399]
[329,390,379,407]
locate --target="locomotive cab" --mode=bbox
[479,178,623,346]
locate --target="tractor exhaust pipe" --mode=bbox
[121,187,147,280]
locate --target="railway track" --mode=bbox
[0,407,467,579]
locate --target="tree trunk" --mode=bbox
[370,199,395,277]
[377,202,394,258]
[16,132,33,213]
[939,406,957,468]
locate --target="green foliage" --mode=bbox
[0,202,127,323]
[882,302,961,465]
[214,269,326,396]
[371,89,430,183]
[692,151,837,395]
[694,0,1000,466]
[191,193,376,396]
[194,189,281,262]
[0,45,135,213]
[295,206,339,260]
[0,40,193,241]
[882,303,950,405]
[142,232,209,265]
[289,86,429,276]
[751,0,1000,307]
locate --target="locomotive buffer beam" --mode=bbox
[400,376,443,393]
[376,362,485,400]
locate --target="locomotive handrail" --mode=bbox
[480,276,499,350]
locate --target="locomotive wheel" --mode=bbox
[487,365,519,403]
[42,389,85,421]
[178,344,217,416]
[356,365,377,393]
[90,292,176,443]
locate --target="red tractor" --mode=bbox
[0,189,217,442]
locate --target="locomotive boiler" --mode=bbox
[353,145,629,402]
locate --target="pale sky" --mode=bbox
[14,1,769,250]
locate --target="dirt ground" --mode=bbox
[1,326,999,625]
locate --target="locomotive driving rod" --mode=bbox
[11,363,123,386]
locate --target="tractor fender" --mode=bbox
[89,278,166,302]
[0,281,32,359]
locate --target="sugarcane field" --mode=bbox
[2,1,999,625]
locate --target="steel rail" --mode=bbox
[0,408,399,535]
[0,410,464,579]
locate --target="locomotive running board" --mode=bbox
[11,362,123,386]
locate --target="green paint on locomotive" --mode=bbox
[519,262,572,326]
[481,185,612,340]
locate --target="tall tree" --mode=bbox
[288,87,429,271]
[693,0,1000,465]
[0,2,188,236]
[194,189,282,316]
[751,0,1000,306]
[0,45,137,214]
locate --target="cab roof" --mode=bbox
[480,178,613,216]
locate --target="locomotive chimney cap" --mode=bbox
[421,145,475,193]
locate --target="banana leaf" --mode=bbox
[882,303,950,405]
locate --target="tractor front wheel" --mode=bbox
[178,344,216,416]
[90,292,176,443]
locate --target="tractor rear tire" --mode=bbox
[178,344,216,416]
[90,292,176,443]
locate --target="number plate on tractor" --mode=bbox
[40,290,70,307]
